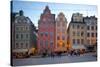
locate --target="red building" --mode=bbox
[38,6,55,54]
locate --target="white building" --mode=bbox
[12,10,37,54]
[68,13,86,50]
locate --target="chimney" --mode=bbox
[19,10,24,16]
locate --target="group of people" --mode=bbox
[41,49,85,58]
[67,49,81,56]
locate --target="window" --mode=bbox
[50,41,53,46]
[81,39,84,44]
[16,27,19,30]
[45,32,48,37]
[91,39,94,44]
[73,31,75,36]
[50,32,53,37]
[45,40,48,46]
[77,32,80,36]
[57,36,60,40]
[81,26,84,29]
[62,23,65,26]
[57,22,60,26]
[26,27,28,30]
[87,39,90,44]
[96,26,97,30]
[60,18,63,21]
[26,34,28,38]
[62,43,65,47]
[96,33,97,37]
[87,33,90,37]
[16,43,19,48]
[20,43,23,48]
[73,39,75,44]
[81,32,84,36]
[18,19,21,23]
[91,26,94,30]
[91,33,94,37]
[77,25,80,29]
[62,29,65,33]
[50,32,53,39]
[26,43,28,48]
[40,40,43,45]
[21,34,23,39]
[20,27,23,31]
[87,26,90,30]
[72,24,75,28]
[40,32,43,36]
[57,29,60,33]
[57,43,60,47]
[62,36,65,40]
[77,39,80,44]
[16,34,19,39]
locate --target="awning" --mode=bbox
[12,49,28,53]
[54,47,67,52]
[72,45,86,49]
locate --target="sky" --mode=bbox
[12,1,97,28]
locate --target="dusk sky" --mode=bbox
[12,1,97,28]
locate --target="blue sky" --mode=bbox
[12,1,97,28]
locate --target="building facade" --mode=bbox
[38,6,55,54]
[84,16,97,46]
[68,13,86,50]
[12,10,37,54]
[55,12,68,52]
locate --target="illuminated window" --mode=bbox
[62,43,65,47]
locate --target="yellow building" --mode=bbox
[55,12,68,52]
